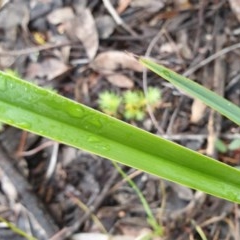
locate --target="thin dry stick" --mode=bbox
[68,194,107,234]
[234,203,239,240]
[223,218,236,239]
[109,169,143,194]
[183,42,240,77]
[17,141,55,157]
[45,142,59,181]
[163,26,188,135]
[50,169,119,240]
[0,145,58,237]
[163,29,184,63]
[200,214,227,228]
[0,40,74,56]
[205,34,226,158]
[169,191,206,221]
[143,29,165,134]
[102,0,138,36]
[16,131,28,156]
[166,95,185,135]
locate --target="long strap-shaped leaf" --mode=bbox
[1,71,240,203]
[139,57,240,126]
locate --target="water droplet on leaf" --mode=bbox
[8,82,14,89]
[87,135,110,151]
[18,121,31,129]
[67,105,84,118]
[82,116,103,132]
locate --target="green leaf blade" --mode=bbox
[1,71,240,203]
[139,58,240,126]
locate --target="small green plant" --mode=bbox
[215,139,228,153]
[215,138,240,153]
[98,91,122,116]
[123,90,146,120]
[98,87,161,121]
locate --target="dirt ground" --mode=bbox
[0,0,240,239]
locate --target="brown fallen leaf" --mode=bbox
[106,73,134,88]
[0,46,15,68]
[0,0,29,31]
[91,51,143,74]
[64,8,99,60]
[228,0,240,22]
[26,58,70,81]
[47,7,75,25]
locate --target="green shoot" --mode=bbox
[0,217,37,240]
[228,139,240,151]
[215,138,240,153]
[123,90,146,120]
[111,161,163,236]
[98,91,122,117]
[98,87,161,121]
[215,139,228,153]
[145,87,161,106]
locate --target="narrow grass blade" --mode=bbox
[0,217,37,240]
[139,58,240,126]
[111,161,163,235]
[1,71,240,203]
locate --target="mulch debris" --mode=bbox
[0,0,240,239]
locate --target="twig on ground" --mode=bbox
[0,144,58,237]
[45,142,59,181]
[50,169,119,240]
[0,40,75,56]
[68,194,107,234]
[234,203,240,240]
[109,169,143,194]
[143,29,165,134]
[169,191,206,221]
[17,140,55,157]
[206,34,226,158]
[16,131,28,156]
[183,42,240,77]
[166,95,185,135]
[102,0,138,36]
[199,214,227,228]
[163,29,184,63]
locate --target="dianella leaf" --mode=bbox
[1,71,240,203]
[139,57,240,126]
